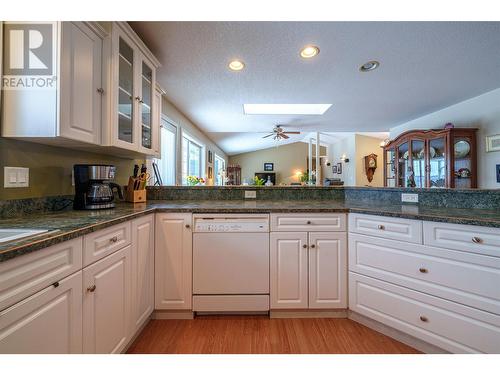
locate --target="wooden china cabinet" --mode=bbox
[383,128,477,188]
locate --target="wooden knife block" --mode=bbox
[126,177,147,203]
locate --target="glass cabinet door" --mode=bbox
[118,37,134,144]
[428,137,447,188]
[411,140,425,188]
[453,136,473,188]
[397,142,410,187]
[140,61,153,150]
[385,148,396,187]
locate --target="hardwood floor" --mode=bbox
[127,316,420,354]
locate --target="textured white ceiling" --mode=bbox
[130,21,500,155]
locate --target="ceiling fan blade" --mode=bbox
[283,131,301,134]
[262,133,274,138]
[281,134,290,139]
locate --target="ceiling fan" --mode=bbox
[262,125,301,140]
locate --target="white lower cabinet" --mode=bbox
[155,213,193,310]
[349,272,500,353]
[0,271,83,354]
[83,245,132,354]
[309,232,347,308]
[270,231,347,310]
[131,214,155,333]
[270,232,308,309]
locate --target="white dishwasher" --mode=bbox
[192,214,270,313]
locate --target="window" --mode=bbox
[182,133,204,184]
[214,154,226,186]
[154,118,177,185]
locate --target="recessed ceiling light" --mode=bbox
[228,60,245,71]
[243,104,332,115]
[300,45,320,59]
[359,60,380,72]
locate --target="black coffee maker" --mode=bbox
[73,164,123,210]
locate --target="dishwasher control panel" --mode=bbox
[193,214,269,233]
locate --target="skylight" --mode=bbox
[243,104,332,115]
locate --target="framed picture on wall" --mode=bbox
[486,134,500,152]
[337,163,342,174]
[264,163,274,171]
[208,150,213,164]
[208,166,213,179]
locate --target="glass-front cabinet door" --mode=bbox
[452,135,473,188]
[138,59,155,152]
[117,36,135,146]
[428,137,447,188]
[411,139,426,188]
[385,147,396,187]
[397,142,410,187]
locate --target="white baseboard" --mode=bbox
[270,309,348,319]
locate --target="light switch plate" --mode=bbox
[401,193,418,203]
[4,167,29,188]
[244,190,257,199]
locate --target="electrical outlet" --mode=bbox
[4,167,29,188]
[244,190,257,199]
[401,193,418,203]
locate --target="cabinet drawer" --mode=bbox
[349,272,500,353]
[348,213,422,244]
[424,221,500,257]
[0,238,83,311]
[271,213,346,232]
[83,221,131,267]
[349,233,500,314]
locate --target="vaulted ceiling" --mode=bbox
[130,22,500,155]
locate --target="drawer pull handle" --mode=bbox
[109,236,118,243]
[472,237,482,244]
[302,244,308,248]
[419,316,428,323]
[419,267,428,274]
[307,221,312,225]
[87,285,96,293]
[185,224,191,229]
[310,244,316,248]
[52,281,60,288]
[377,225,385,230]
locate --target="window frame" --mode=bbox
[181,130,205,184]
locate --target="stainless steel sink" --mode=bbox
[0,229,49,244]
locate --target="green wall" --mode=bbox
[0,138,144,200]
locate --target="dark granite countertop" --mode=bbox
[0,199,499,263]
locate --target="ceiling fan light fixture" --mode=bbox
[300,45,320,59]
[228,60,245,71]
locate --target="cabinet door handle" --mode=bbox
[377,225,385,230]
[87,285,96,293]
[52,281,60,288]
[185,224,191,229]
[306,221,312,225]
[135,96,144,104]
[419,267,428,274]
[96,87,104,94]
[109,236,118,243]
[310,244,316,248]
[419,316,428,322]
[302,244,308,248]
[472,237,482,244]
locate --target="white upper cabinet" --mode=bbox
[1,21,161,157]
[1,22,105,145]
[102,22,161,156]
